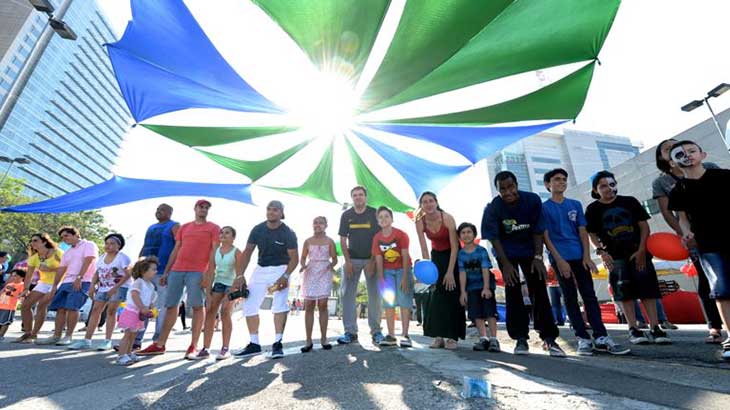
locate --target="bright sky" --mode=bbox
[95,0,730,263]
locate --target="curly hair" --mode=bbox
[131,256,159,279]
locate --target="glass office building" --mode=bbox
[0,0,131,198]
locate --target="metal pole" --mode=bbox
[703,97,728,147]
[0,162,15,187]
[0,0,74,133]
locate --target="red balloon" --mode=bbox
[646,232,689,261]
[680,262,698,277]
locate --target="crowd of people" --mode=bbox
[1,138,728,364]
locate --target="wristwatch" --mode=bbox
[533,255,543,261]
[282,273,290,280]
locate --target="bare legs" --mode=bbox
[204,292,232,349]
[303,298,330,346]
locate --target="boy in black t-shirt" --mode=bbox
[585,171,670,345]
[668,140,730,359]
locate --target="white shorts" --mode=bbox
[243,265,290,317]
[33,282,53,294]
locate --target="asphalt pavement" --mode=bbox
[1,309,729,410]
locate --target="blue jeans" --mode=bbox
[135,275,167,345]
[634,299,668,323]
[552,259,608,339]
[699,252,730,299]
[548,286,565,325]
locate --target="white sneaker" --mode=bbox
[116,355,133,365]
[577,338,594,356]
[56,336,73,346]
[95,340,113,351]
[129,353,142,362]
[68,339,92,350]
[216,347,231,360]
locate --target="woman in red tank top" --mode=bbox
[415,192,466,349]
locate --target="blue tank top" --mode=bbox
[140,220,177,275]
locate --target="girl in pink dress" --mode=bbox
[299,216,338,352]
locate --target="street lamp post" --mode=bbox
[681,83,730,148]
[0,156,32,187]
[0,0,76,133]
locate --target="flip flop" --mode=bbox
[300,344,313,353]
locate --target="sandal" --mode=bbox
[705,331,723,344]
[445,339,458,350]
[300,344,313,353]
[321,343,332,350]
[429,337,445,349]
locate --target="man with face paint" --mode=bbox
[482,171,565,357]
[668,140,730,360]
[585,171,670,345]
[653,139,723,342]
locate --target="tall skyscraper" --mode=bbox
[487,129,641,199]
[0,0,131,198]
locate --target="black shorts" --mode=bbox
[467,289,497,320]
[609,259,661,302]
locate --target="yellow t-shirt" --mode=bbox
[27,249,64,285]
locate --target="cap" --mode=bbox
[267,200,285,219]
[195,199,212,208]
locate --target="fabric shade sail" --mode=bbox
[2,176,253,213]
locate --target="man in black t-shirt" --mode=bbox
[233,200,298,359]
[667,140,730,359]
[337,186,382,345]
[585,171,670,345]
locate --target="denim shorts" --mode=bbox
[94,287,128,303]
[382,268,414,309]
[165,271,205,308]
[699,252,730,299]
[211,282,231,294]
[49,282,91,311]
[609,259,661,301]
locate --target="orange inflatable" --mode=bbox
[647,232,689,261]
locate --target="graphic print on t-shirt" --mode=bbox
[378,239,401,264]
[567,210,578,222]
[602,207,634,239]
[502,219,530,234]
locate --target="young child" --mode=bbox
[299,216,338,352]
[0,269,26,341]
[116,256,158,365]
[372,206,413,348]
[457,223,500,352]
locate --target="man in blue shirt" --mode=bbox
[481,171,564,356]
[541,169,630,356]
[133,204,179,351]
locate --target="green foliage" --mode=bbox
[0,177,112,263]
[355,281,368,304]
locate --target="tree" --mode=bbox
[0,177,112,263]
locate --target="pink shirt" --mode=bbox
[171,221,220,272]
[60,239,99,283]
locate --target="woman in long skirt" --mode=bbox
[415,192,465,349]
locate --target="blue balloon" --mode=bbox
[414,260,438,285]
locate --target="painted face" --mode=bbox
[312,217,327,234]
[459,227,475,244]
[596,177,618,200]
[670,144,702,168]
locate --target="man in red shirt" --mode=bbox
[137,199,219,359]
